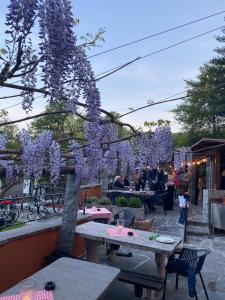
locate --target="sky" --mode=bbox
[0,0,225,132]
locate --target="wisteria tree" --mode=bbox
[0,0,173,255]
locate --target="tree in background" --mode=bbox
[173,25,225,147]
[29,102,84,141]
[0,110,18,149]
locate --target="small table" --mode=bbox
[1,258,120,300]
[78,207,112,223]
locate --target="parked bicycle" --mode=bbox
[0,199,20,227]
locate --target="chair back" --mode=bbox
[124,208,135,227]
[113,208,135,228]
[179,248,211,274]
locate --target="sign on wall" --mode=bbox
[23,179,31,195]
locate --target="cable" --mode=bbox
[118,81,225,119]
[0,9,224,90]
[95,25,223,81]
[87,10,225,60]
[0,26,223,111]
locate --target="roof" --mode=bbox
[191,138,225,153]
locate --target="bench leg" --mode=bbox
[146,288,152,300]
[155,253,166,299]
[85,239,99,263]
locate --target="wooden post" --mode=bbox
[190,165,198,204]
[215,150,221,189]
[58,174,80,256]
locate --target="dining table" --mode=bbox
[75,221,181,279]
[0,257,120,300]
[77,207,112,223]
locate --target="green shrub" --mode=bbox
[127,197,142,208]
[86,196,98,203]
[98,197,111,205]
[115,196,127,207]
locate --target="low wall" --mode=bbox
[0,215,90,293]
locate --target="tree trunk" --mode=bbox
[58,174,80,256]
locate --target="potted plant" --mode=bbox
[127,197,145,220]
[111,196,145,221]
[97,197,111,210]
[86,196,98,208]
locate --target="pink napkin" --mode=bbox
[107,227,138,237]
[0,290,54,300]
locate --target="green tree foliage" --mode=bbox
[29,102,84,141]
[0,110,19,148]
[173,25,225,147]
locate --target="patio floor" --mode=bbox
[99,201,225,300]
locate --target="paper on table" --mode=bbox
[107,227,138,237]
[0,290,54,300]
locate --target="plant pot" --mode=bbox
[110,205,145,221]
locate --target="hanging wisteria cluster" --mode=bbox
[49,141,61,184]
[174,147,192,170]
[18,129,53,179]
[0,1,175,185]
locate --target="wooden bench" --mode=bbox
[118,269,165,300]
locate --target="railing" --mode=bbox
[0,193,64,229]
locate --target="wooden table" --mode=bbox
[76,221,181,278]
[1,257,120,300]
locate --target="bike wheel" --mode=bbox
[39,207,50,219]
[9,207,20,223]
[27,211,37,221]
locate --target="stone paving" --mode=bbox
[100,202,225,300]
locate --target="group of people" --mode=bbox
[110,167,175,211]
[112,175,130,189]
[111,167,169,192]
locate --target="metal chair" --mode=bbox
[163,248,211,300]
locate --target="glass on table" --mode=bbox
[117,218,124,230]
[19,278,37,300]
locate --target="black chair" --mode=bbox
[154,191,168,215]
[111,208,135,227]
[163,248,211,300]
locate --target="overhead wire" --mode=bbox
[87,9,225,60]
[0,23,224,114]
[0,9,224,90]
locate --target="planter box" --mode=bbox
[110,205,145,221]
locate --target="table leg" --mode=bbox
[146,288,152,300]
[155,253,166,278]
[154,253,166,299]
[85,239,100,263]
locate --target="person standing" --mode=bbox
[178,192,189,225]
[133,169,141,191]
